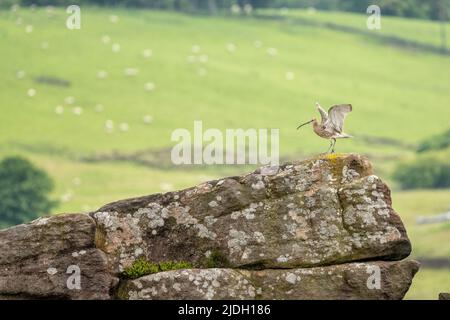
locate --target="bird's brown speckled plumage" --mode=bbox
[297,102,353,153]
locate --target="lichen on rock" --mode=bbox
[0,154,419,300]
[90,154,411,273]
[119,260,419,300]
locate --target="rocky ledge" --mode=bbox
[0,154,419,299]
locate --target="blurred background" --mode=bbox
[0,0,449,299]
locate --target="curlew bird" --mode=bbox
[297,102,353,153]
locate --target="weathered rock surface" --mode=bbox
[118,260,419,300]
[92,154,411,274]
[439,292,450,300]
[0,154,419,300]
[0,214,117,299]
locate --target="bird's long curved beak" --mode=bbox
[297,119,314,130]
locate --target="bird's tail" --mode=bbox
[338,133,353,138]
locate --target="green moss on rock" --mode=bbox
[159,260,193,271]
[122,258,159,279]
[203,249,231,268]
[116,282,131,300]
[122,258,194,279]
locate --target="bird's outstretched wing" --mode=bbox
[316,103,328,124]
[328,104,352,133]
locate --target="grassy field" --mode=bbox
[0,7,449,299]
[261,8,450,49]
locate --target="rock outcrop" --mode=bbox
[439,293,450,300]
[118,260,418,300]
[0,214,116,299]
[0,154,419,300]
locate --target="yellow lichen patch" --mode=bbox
[324,153,347,160]
[316,153,349,180]
[312,152,348,161]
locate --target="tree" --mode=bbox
[206,0,216,14]
[393,158,450,189]
[0,156,57,228]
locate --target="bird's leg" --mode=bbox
[322,139,333,154]
[331,139,336,153]
[328,139,334,153]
